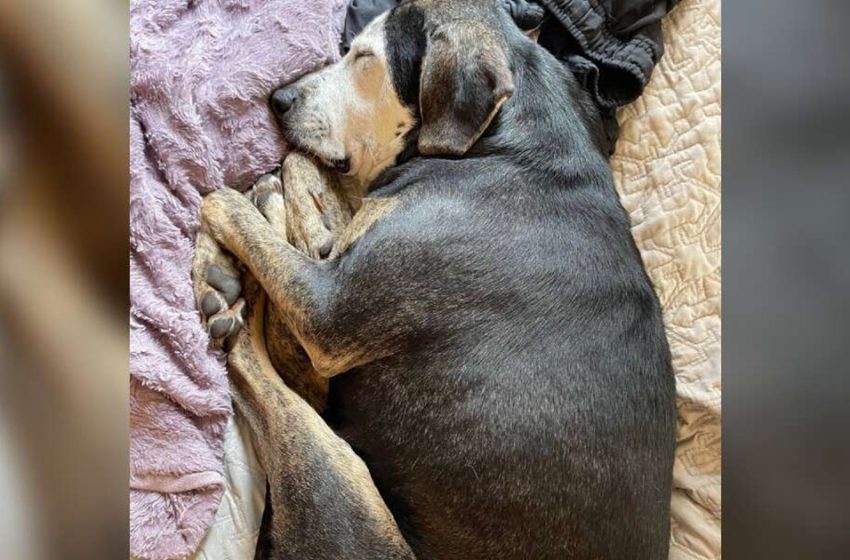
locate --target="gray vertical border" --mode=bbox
[724,0,850,557]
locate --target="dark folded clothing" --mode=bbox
[538,0,676,109]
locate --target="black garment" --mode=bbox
[538,0,677,110]
[341,0,399,54]
[340,0,678,154]
[537,0,678,152]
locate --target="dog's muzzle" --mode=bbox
[270,85,299,119]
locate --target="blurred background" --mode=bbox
[724,0,850,557]
[0,0,128,558]
[0,0,849,558]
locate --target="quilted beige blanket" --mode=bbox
[195,1,722,558]
[612,0,722,558]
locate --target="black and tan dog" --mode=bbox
[192,0,677,558]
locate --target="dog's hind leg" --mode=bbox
[228,278,415,560]
[244,157,354,411]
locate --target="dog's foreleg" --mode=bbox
[201,165,400,377]
[228,279,415,560]
[202,185,373,378]
[200,186,336,366]
[245,169,334,411]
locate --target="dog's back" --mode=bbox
[324,31,676,559]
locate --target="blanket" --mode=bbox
[611,0,722,557]
[128,1,347,559]
[192,1,721,559]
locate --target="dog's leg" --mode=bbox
[192,227,247,343]
[246,171,289,241]
[200,166,398,378]
[227,277,415,560]
[280,153,353,259]
[245,168,330,410]
[245,154,354,259]
[201,178,366,376]
[244,156,354,408]
[194,159,350,406]
[194,165,412,558]
[191,166,306,346]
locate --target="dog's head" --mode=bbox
[270,0,544,185]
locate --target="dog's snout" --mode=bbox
[270,85,299,118]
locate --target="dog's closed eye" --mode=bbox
[353,49,375,62]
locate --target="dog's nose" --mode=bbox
[270,85,298,118]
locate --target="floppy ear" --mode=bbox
[418,22,514,156]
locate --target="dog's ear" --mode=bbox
[418,22,514,156]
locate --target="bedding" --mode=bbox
[612,0,722,557]
[190,414,265,560]
[129,1,347,558]
[192,0,721,558]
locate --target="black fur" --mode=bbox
[384,3,427,107]
[318,3,677,559]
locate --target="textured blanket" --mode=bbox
[129,0,720,558]
[612,0,721,557]
[192,1,721,559]
[128,1,347,559]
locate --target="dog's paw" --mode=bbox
[192,230,246,345]
[280,153,347,260]
[246,170,292,240]
[248,171,284,215]
[200,264,247,339]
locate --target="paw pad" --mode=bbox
[206,264,241,305]
[206,298,247,341]
[198,264,245,343]
[200,291,225,316]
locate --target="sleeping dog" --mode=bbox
[192,0,677,558]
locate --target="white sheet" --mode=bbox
[191,413,265,560]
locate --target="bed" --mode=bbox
[190,1,721,558]
[613,1,721,557]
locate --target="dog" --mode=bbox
[192,0,677,558]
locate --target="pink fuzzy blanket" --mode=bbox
[129,1,347,558]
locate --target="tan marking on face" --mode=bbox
[283,13,415,188]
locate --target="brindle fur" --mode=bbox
[227,278,413,559]
[193,1,676,558]
[193,154,412,557]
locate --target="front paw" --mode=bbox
[247,171,289,239]
[280,153,350,259]
[192,230,246,344]
[199,187,244,236]
[244,162,336,259]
